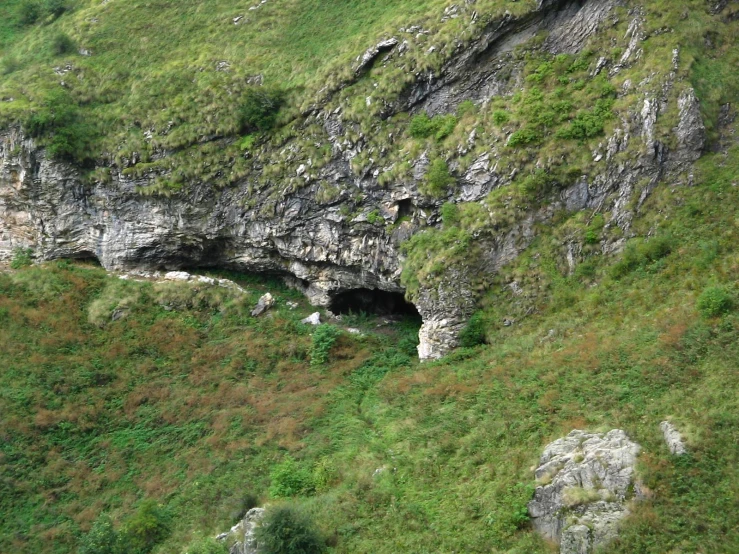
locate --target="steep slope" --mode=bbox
[1,143,737,553]
[2,0,737,359]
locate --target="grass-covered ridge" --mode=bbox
[2,145,738,553]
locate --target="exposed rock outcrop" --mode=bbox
[216,507,265,554]
[0,0,707,359]
[528,429,642,554]
[660,421,687,455]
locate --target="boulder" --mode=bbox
[659,421,687,455]
[301,312,321,325]
[216,507,265,554]
[251,293,275,316]
[528,429,642,554]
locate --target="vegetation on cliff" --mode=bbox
[2,145,738,552]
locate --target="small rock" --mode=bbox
[286,301,299,310]
[251,293,275,317]
[164,271,191,281]
[197,275,216,285]
[111,308,127,322]
[301,312,321,325]
[660,421,687,455]
[346,327,362,335]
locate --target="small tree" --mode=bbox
[254,506,325,554]
[121,500,172,554]
[78,514,123,554]
[238,86,286,134]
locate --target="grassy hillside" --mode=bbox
[2,145,737,552]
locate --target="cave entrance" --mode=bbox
[330,288,419,317]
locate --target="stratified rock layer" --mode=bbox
[0,0,706,359]
[528,429,641,554]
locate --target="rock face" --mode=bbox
[0,0,706,360]
[216,507,265,554]
[528,429,642,554]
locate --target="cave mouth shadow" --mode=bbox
[329,288,419,318]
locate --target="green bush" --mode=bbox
[309,324,339,368]
[45,0,67,18]
[520,169,557,198]
[697,287,733,317]
[24,89,97,164]
[457,100,477,117]
[121,500,172,554]
[440,202,460,227]
[18,1,42,25]
[459,312,486,347]
[610,235,674,279]
[10,248,33,269]
[238,86,286,134]
[492,110,510,126]
[507,127,541,147]
[269,458,316,498]
[51,32,75,56]
[409,113,457,141]
[183,536,228,554]
[254,506,325,554]
[423,158,454,197]
[79,515,123,554]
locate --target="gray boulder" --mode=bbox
[659,421,687,455]
[216,507,265,554]
[528,429,642,554]
[251,293,275,317]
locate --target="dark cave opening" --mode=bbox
[329,288,419,317]
[397,198,413,219]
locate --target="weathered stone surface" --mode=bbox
[251,293,275,317]
[301,312,321,325]
[216,507,265,554]
[528,429,641,554]
[0,0,707,360]
[660,421,687,455]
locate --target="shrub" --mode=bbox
[507,127,540,147]
[697,287,733,317]
[459,312,486,347]
[440,202,460,226]
[18,1,42,25]
[423,158,454,197]
[79,515,123,554]
[254,506,325,554]
[121,500,172,554]
[269,458,316,498]
[24,89,97,164]
[409,113,457,140]
[45,0,67,18]
[457,100,477,117]
[610,235,674,279]
[309,324,339,368]
[492,110,510,125]
[520,169,557,198]
[238,86,286,134]
[51,32,75,56]
[10,248,33,269]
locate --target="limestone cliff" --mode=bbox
[0,0,709,358]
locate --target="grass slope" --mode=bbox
[1,147,738,553]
